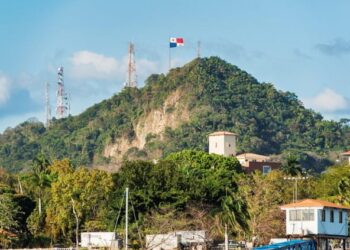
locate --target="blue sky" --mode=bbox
[1,0,350,132]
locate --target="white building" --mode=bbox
[208,131,237,157]
[280,199,350,237]
[341,150,350,165]
[81,232,120,248]
[146,230,207,250]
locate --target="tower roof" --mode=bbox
[341,150,350,156]
[280,199,350,210]
[209,131,237,136]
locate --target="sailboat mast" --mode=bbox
[125,187,129,250]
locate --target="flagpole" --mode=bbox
[169,39,171,71]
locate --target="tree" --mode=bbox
[46,168,113,245]
[282,154,302,176]
[0,190,20,248]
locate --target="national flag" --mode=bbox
[170,37,184,48]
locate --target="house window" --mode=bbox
[330,210,334,223]
[263,166,271,175]
[289,209,314,221]
[339,210,343,223]
[302,209,314,221]
[321,209,326,222]
[215,142,217,148]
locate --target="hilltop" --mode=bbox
[0,57,349,172]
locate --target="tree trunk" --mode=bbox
[71,198,79,250]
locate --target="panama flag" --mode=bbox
[170,37,184,48]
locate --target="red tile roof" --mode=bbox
[280,199,350,210]
[341,150,350,156]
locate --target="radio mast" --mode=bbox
[56,66,69,119]
[125,42,137,88]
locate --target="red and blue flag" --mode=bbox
[170,37,184,48]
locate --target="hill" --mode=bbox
[0,57,349,172]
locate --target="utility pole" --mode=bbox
[125,43,137,88]
[125,188,129,250]
[224,224,229,250]
[284,176,308,202]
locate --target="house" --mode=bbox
[208,131,237,157]
[208,131,281,173]
[146,230,208,250]
[236,153,281,174]
[340,151,350,165]
[280,199,350,237]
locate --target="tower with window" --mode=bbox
[208,131,237,157]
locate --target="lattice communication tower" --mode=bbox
[125,42,137,88]
[56,66,69,119]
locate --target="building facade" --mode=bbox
[281,199,349,237]
[208,131,237,157]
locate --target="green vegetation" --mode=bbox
[0,57,348,172]
[1,151,350,248]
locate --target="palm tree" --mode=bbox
[30,154,52,216]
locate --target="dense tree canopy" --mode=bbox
[0,57,348,172]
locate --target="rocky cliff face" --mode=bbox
[103,88,190,165]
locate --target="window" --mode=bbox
[263,166,271,175]
[339,210,343,223]
[215,142,217,148]
[330,210,334,223]
[289,209,314,221]
[321,209,326,222]
[303,209,315,221]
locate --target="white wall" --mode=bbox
[146,233,180,250]
[285,208,318,235]
[284,208,348,236]
[209,135,236,156]
[81,232,116,248]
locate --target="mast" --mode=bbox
[224,224,228,250]
[125,188,129,250]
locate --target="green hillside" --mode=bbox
[0,57,349,172]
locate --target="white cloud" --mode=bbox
[70,51,123,80]
[69,50,161,82]
[303,88,350,112]
[0,73,11,105]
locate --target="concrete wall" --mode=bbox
[146,233,180,250]
[209,135,236,156]
[81,232,116,248]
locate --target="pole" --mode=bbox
[224,224,228,250]
[296,179,298,201]
[125,188,129,250]
[169,45,171,71]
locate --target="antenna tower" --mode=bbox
[56,66,69,119]
[45,82,51,127]
[125,42,137,88]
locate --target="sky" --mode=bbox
[1,0,350,132]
